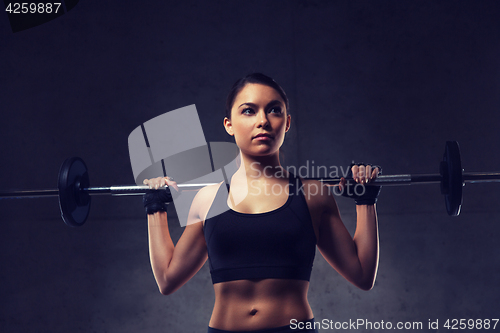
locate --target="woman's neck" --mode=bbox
[236,151,287,180]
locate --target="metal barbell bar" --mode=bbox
[0,183,220,198]
[4,173,498,197]
[0,141,499,227]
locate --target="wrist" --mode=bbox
[356,204,376,211]
[148,211,168,226]
[143,189,172,215]
[355,199,377,205]
[145,202,169,215]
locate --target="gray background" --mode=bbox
[1,1,499,332]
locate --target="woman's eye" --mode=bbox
[242,108,254,115]
[268,107,282,114]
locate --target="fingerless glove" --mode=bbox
[143,188,173,215]
[341,163,382,205]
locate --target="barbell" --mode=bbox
[0,141,499,227]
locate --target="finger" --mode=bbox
[338,177,346,191]
[371,167,380,180]
[358,165,366,184]
[160,177,167,187]
[351,165,359,182]
[144,179,156,190]
[366,165,372,182]
[166,178,180,192]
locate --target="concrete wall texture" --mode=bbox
[1,1,499,332]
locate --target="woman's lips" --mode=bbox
[253,134,273,141]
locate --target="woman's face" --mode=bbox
[224,83,291,157]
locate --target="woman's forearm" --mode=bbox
[352,204,379,290]
[147,211,174,293]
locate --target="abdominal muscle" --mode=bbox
[209,278,313,331]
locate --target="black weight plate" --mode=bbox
[442,141,463,216]
[58,157,91,227]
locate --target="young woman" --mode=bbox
[143,73,380,333]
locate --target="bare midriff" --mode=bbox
[208,278,313,331]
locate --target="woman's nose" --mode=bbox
[256,110,269,128]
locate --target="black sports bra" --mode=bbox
[203,173,317,284]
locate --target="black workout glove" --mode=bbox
[143,188,174,215]
[341,163,382,205]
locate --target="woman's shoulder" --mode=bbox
[190,182,225,223]
[297,177,335,207]
[195,182,223,202]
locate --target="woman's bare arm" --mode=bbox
[145,178,217,295]
[315,195,379,290]
[148,211,208,294]
[303,165,380,290]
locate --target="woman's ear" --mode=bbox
[224,117,234,136]
[285,114,291,133]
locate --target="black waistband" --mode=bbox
[207,318,319,333]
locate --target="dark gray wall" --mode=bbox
[1,1,499,332]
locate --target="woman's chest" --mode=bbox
[227,181,290,214]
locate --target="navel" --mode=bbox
[249,308,258,316]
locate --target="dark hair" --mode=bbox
[225,73,289,119]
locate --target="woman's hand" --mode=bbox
[143,176,179,191]
[338,164,381,188]
[142,177,180,215]
[338,164,382,206]
[350,164,381,184]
